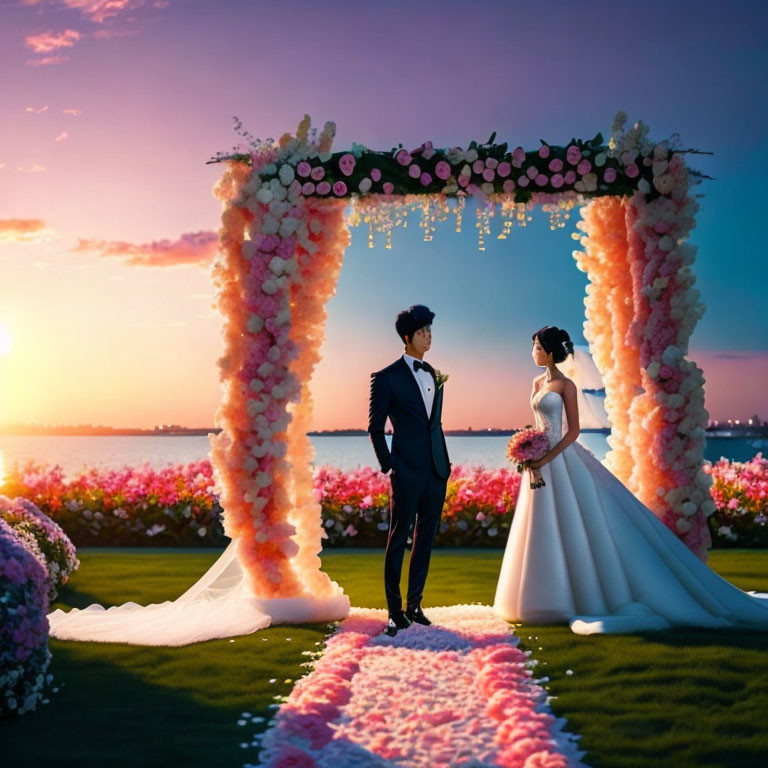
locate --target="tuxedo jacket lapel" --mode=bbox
[429,382,442,424]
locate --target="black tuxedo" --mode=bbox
[368,357,451,613]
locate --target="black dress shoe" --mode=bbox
[384,610,412,636]
[405,604,432,626]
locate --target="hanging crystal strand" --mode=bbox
[474,200,495,251]
[454,195,465,233]
[498,198,515,240]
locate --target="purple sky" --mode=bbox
[1,0,767,429]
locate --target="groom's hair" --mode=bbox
[396,305,435,344]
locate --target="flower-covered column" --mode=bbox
[211,117,350,600]
[575,196,640,486]
[284,196,350,595]
[577,127,714,559]
[623,149,714,559]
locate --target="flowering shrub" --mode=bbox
[2,460,226,548]
[2,454,767,548]
[315,465,522,547]
[705,453,768,547]
[0,495,79,601]
[0,518,51,718]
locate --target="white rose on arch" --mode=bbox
[260,214,280,235]
[250,442,269,458]
[256,187,274,204]
[279,218,297,238]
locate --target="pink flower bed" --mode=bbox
[705,453,768,546]
[2,454,766,549]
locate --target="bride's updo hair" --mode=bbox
[533,326,574,364]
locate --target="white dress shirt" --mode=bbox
[403,354,435,416]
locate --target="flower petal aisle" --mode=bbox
[256,605,587,768]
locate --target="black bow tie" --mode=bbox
[413,360,431,374]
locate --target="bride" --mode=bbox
[493,325,768,635]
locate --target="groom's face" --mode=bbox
[410,325,432,356]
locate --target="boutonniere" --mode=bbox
[433,369,449,389]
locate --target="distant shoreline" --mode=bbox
[1,427,762,439]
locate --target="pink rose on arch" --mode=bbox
[382,181,395,194]
[338,153,356,176]
[577,159,592,175]
[551,173,564,188]
[435,160,451,180]
[370,168,382,182]
[458,174,469,188]
[511,146,526,167]
[408,163,421,179]
[472,159,485,175]
[310,166,325,181]
[564,169,577,184]
[517,175,530,187]
[395,149,412,166]
[502,179,515,193]
[482,168,496,182]
[316,180,331,195]
[603,167,617,183]
[486,157,499,169]
[420,172,432,186]
[296,162,311,178]
[497,161,512,177]
[333,181,348,196]
[526,166,538,180]
[301,182,316,196]
[625,163,640,178]
[535,173,548,186]
[548,158,563,173]
[659,364,674,379]
[566,145,582,165]
[260,235,281,253]
[538,144,551,159]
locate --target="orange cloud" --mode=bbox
[62,108,82,116]
[25,29,81,53]
[74,231,219,267]
[55,131,69,142]
[0,219,47,243]
[24,1,151,24]
[27,55,70,67]
[25,105,49,114]
[17,164,47,173]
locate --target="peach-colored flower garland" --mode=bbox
[211,117,349,598]
[576,121,714,559]
[254,606,587,768]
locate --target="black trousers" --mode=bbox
[384,469,447,613]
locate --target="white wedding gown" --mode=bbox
[48,539,350,646]
[493,388,768,635]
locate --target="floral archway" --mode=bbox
[208,112,715,601]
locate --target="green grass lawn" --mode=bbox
[1,548,767,767]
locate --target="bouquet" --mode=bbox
[506,427,550,489]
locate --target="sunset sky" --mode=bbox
[1,0,767,430]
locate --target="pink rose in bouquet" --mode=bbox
[506,427,549,489]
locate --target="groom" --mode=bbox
[368,304,451,636]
